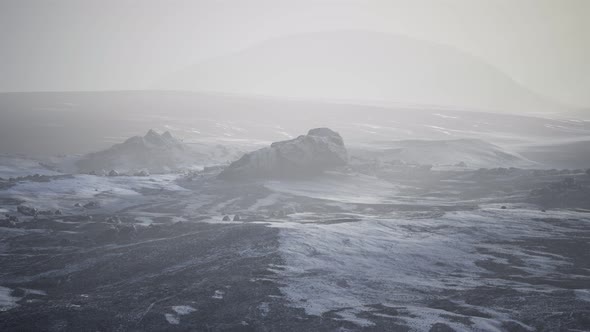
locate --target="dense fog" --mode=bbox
[1,1,589,331]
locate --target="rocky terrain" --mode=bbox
[0,120,589,331]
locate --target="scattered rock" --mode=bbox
[83,201,100,209]
[501,206,507,209]
[233,215,241,221]
[222,215,231,221]
[283,206,297,215]
[117,224,137,239]
[133,170,150,177]
[270,210,285,218]
[108,170,120,177]
[74,203,82,207]
[17,205,38,216]
[106,216,121,224]
[0,218,17,228]
[54,209,62,215]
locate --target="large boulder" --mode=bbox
[219,128,348,179]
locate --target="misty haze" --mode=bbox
[1,1,589,331]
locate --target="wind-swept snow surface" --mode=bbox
[271,207,589,329]
[351,138,534,169]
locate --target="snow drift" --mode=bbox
[352,138,532,168]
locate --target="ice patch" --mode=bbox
[134,216,153,226]
[164,313,179,325]
[164,305,196,325]
[172,305,196,315]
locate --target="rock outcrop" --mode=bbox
[76,130,189,174]
[219,128,348,179]
[75,129,244,174]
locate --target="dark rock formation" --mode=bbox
[17,205,37,216]
[84,201,100,209]
[76,130,190,174]
[219,128,348,180]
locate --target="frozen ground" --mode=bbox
[0,154,589,331]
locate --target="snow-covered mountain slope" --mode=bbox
[351,139,533,168]
[219,128,348,179]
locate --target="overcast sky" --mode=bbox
[0,0,588,108]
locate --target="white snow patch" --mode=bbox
[0,286,19,311]
[0,174,187,212]
[265,173,400,204]
[248,193,283,211]
[164,313,180,325]
[212,290,225,299]
[172,305,196,315]
[134,216,153,226]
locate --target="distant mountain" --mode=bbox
[158,31,565,113]
[219,128,348,180]
[351,139,533,168]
